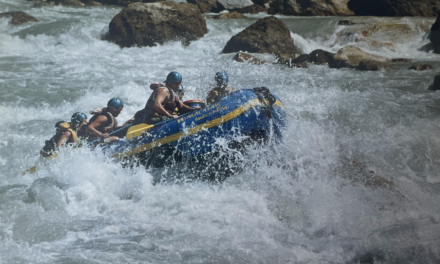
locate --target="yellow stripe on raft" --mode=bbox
[112,99,284,159]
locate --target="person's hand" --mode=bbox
[101,133,109,138]
[193,106,201,110]
[171,115,178,119]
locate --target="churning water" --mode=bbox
[1,1,440,263]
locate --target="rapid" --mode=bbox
[1,0,440,263]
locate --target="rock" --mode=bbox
[213,11,247,18]
[338,20,355,26]
[218,0,254,10]
[348,0,440,17]
[187,0,225,13]
[0,11,38,25]
[391,58,412,63]
[233,52,268,65]
[275,53,300,65]
[308,49,335,65]
[58,0,84,5]
[268,0,353,16]
[408,64,433,71]
[236,4,267,14]
[108,2,208,48]
[356,61,380,71]
[222,16,297,54]
[291,54,310,64]
[431,12,440,54]
[332,45,390,69]
[430,74,440,91]
[289,61,308,68]
[82,0,102,5]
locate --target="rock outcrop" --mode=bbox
[108,2,207,48]
[347,0,440,17]
[222,16,297,54]
[332,45,390,70]
[431,13,440,54]
[0,11,38,25]
[269,0,353,16]
[187,0,225,13]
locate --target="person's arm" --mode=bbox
[177,100,200,114]
[87,115,110,138]
[56,130,72,147]
[206,90,218,105]
[153,89,179,119]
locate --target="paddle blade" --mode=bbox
[23,165,37,175]
[126,123,154,140]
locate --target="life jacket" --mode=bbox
[148,84,178,116]
[41,122,78,156]
[88,108,117,133]
[207,85,235,104]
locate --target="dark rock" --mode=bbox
[233,52,268,65]
[347,0,440,17]
[275,53,300,65]
[431,74,440,91]
[289,61,308,68]
[222,16,297,54]
[236,4,267,14]
[108,2,208,48]
[356,61,380,71]
[291,54,310,64]
[308,49,335,65]
[408,64,433,71]
[338,20,355,26]
[269,0,354,16]
[187,0,225,13]
[431,12,440,54]
[0,11,38,25]
[391,58,412,63]
[213,11,247,19]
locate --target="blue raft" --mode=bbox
[101,87,287,166]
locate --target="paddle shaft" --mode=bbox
[88,124,133,146]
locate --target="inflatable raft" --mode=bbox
[101,87,287,170]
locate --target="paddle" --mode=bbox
[126,118,173,140]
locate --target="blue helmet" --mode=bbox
[107,98,123,111]
[215,71,228,85]
[71,112,87,126]
[166,71,182,84]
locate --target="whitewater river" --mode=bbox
[1,0,440,263]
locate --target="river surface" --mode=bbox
[1,1,440,263]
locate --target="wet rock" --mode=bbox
[308,49,335,65]
[82,0,102,5]
[233,52,268,65]
[236,4,267,14]
[268,0,353,16]
[0,11,38,25]
[212,11,247,19]
[187,0,225,13]
[289,61,308,68]
[430,74,440,91]
[218,0,254,10]
[222,16,297,54]
[58,0,84,5]
[391,58,412,63]
[430,12,440,54]
[291,54,310,64]
[108,2,208,48]
[275,53,301,65]
[356,61,380,71]
[347,0,440,17]
[338,20,355,26]
[408,64,433,71]
[332,45,390,69]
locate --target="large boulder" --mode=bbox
[222,16,297,54]
[108,2,208,48]
[347,0,440,17]
[0,11,38,25]
[269,0,353,16]
[218,0,254,10]
[187,0,225,13]
[332,45,390,69]
[431,13,440,54]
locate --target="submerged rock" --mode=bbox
[348,0,440,17]
[233,52,268,65]
[408,64,433,71]
[222,16,297,54]
[431,12,440,54]
[108,2,207,48]
[268,0,353,16]
[0,11,38,25]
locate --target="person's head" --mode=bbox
[165,71,182,92]
[177,84,185,101]
[215,71,228,88]
[107,98,123,117]
[70,112,87,130]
